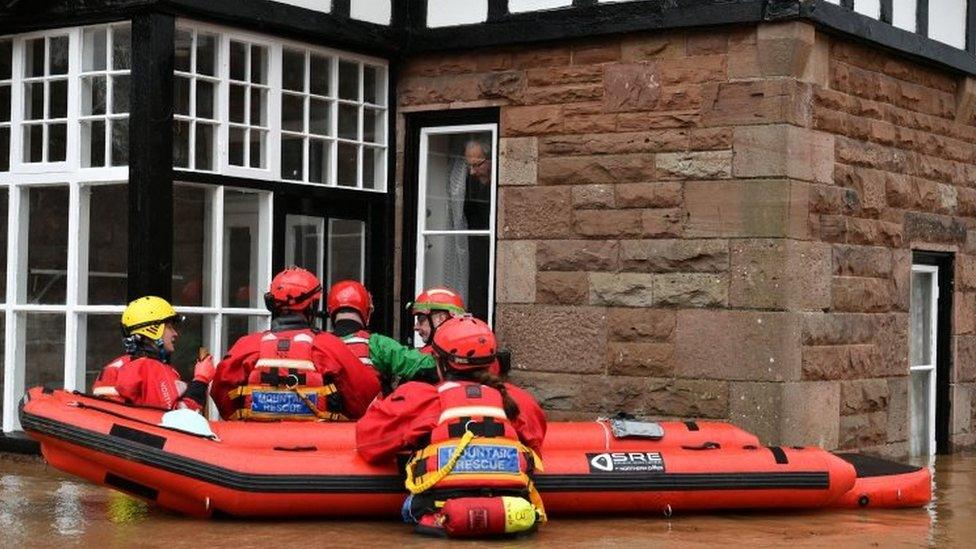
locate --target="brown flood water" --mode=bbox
[1,452,973,549]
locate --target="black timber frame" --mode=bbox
[399,108,500,343]
[912,251,955,455]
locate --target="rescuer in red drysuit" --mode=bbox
[92,296,215,411]
[356,316,547,538]
[211,267,380,421]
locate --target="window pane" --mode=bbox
[229,84,246,124]
[309,139,330,184]
[251,45,267,85]
[328,218,364,286]
[174,29,192,73]
[338,61,358,100]
[282,49,305,92]
[423,234,491,321]
[111,26,131,70]
[196,80,215,119]
[0,189,7,298]
[81,119,106,168]
[49,123,67,162]
[25,81,43,120]
[337,142,357,187]
[25,38,44,78]
[196,34,217,76]
[85,314,122,391]
[83,28,107,72]
[224,316,266,354]
[173,185,207,306]
[423,132,493,231]
[110,119,127,166]
[0,316,5,414]
[282,93,304,132]
[250,88,266,126]
[364,65,383,105]
[88,184,128,304]
[910,271,933,367]
[286,214,324,280]
[249,130,266,169]
[364,146,384,190]
[173,120,190,168]
[174,76,190,116]
[82,76,107,116]
[229,127,245,166]
[230,41,247,81]
[111,74,130,114]
[49,36,69,75]
[194,123,214,170]
[0,39,11,80]
[168,314,208,380]
[49,79,68,118]
[909,369,933,456]
[338,104,358,140]
[0,127,8,171]
[223,190,261,308]
[27,186,69,304]
[281,136,304,181]
[24,313,65,389]
[23,124,42,162]
[309,98,330,136]
[364,107,384,143]
[310,54,330,96]
[0,85,9,122]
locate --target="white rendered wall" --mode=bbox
[510,0,574,12]
[892,0,918,33]
[272,0,332,14]
[427,0,488,27]
[351,0,392,25]
[929,0,967,49]
[854,0,881,19]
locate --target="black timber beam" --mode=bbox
[128,13,175,301]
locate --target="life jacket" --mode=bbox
[340,329,373,367]
[226,329,346,421]
[92,355,134,401]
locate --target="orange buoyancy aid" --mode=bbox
[91,355,134,401]
[404,381,542,496]
[340,329,373,367]
[226,329,347,421]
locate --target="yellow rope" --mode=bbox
[404,430,476,494]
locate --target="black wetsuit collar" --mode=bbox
[332,318,365,338]
[270,314,313,332]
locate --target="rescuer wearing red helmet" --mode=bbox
[211,267,380,421]
[356,316,547,538]
[92,296,215,411]
[409,287,466,352]
[327,280,438,392]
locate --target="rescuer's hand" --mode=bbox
[192,355,216,384]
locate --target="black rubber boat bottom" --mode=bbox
[834,453,922,478]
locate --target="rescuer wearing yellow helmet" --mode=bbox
[91,296,215,410]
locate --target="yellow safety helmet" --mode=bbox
[121,296,184,340]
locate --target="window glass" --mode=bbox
[327,219,364,287]
[227,41,269,170]
[24,313,66,389]
[172,185,207,306]
[223,190,262,308]
[0,316,4,415]
[84,314,122,391]
[173,28,219,171]
[22,35,70,164]
[286,214,325,283]
[0,189,7,299]
[168,314,209,381]
[26,186,69,304]
[423,234,491,322]
[87,185,127,305]
[81,25,131,167]
[223,315,265,354]
[910,271,932,367]
[1,38,11,172]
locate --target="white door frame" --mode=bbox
[910,263,938,456]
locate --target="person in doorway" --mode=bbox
[460,139,492,321]
[356,316,547,538]
[211,267,380,421]
[326,280,438,393]
[92,296,214,411]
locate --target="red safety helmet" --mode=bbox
[409,287,466,316]
[431,316,498,372]
[264,267,323,312]
[326,280,373,324]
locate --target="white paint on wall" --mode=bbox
[272,0,332,13]
[351,0,391,25]
[427,0,489,27]
[892,0,918,33]
[822,0,841,4]
[854,0,881,19]
[510,0,574,12]
[928,0,967,49]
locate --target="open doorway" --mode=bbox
[910,252,953,455]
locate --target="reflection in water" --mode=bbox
[0,453,973,548]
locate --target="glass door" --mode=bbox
[414,124,497,325]
[909,264,938,456]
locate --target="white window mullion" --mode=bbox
[65,28,80,171]
[210,185,225,354]
[217,34,229,173]
[487,124,498,326]
[9,38,24,172]
[2,184,23,431]
[258,191,273,328]
[268,43,282,183]
[329,54,338,186]
[62,181,84,391]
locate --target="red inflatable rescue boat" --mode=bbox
[19,388,930,518]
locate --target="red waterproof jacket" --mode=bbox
[92,354,200,411]
[213,317,381,420]
[356,380,547,464]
